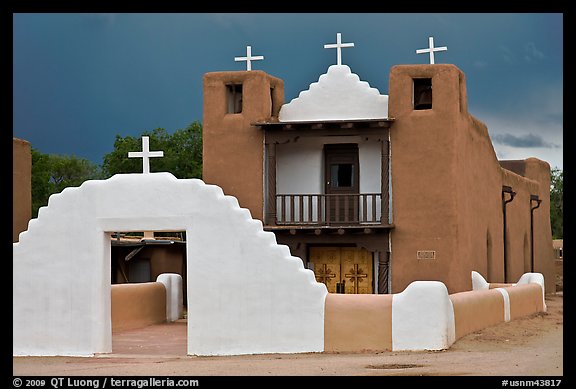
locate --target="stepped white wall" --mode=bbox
[13,173,327,356]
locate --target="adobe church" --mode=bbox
[202,36,555,295]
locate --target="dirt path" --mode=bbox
[13,294,563,376]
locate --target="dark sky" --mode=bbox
[13,13,563,169]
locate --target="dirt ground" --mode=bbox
[13,292,563,377]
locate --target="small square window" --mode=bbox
[414,78,432,110]
[226,84,243,114]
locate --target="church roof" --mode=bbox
[278,64,389,122]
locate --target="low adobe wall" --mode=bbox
[324,272,546,352]
[452,272,545,341]
[324,294,392,352]
[111,274,184,333]
[324,281,455,352]
[111,282,166,332]
[450,289,505,340]
[508,283,545,320]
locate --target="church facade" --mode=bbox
[201,61,555,295]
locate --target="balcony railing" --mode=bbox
[275,193,383,226]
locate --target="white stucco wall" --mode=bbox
[391,281,456,351]
[13,173,327,356]
[279,65,388,122]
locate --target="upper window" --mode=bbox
[413,78,432,110]
[330,164,354,188]
[226,84,243,114]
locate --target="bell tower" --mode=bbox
[202,70,284,220]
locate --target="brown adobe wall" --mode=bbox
[202,70,284,220]
[149,245,186,282]
[111,282,166,332]
[388,64,555,294]
[498,160,554,292]
[13,138,32,243]
[501,169,539,281]
[388,65,467,293]
[520,158,555,292]
[452,111,504,289]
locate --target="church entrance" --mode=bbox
[309,247,373,294]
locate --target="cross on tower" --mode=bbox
[344,264,368,294]
[234,45,264,71]
[416,36,448,64]
[128,136,164,174]
[324,32,354,66]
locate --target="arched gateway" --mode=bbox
[13,173,327,356]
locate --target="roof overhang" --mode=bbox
[253,118,394,131]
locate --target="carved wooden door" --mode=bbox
[309,247,373,294]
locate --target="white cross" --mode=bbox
[234,45,264,71]
[128,136,164,174]
[416,36,448,64]
[324,32,354,66]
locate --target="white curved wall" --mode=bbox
[13,173,327,356]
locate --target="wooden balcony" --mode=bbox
[273,193,386,226]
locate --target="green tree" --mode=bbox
[102,121,202,179]
[550,167,563,239]
[31,149,103,217]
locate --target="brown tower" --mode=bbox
[202,70,284,219]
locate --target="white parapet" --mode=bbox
[392,281,456,351]
[156,273,183,323]
[471,271,490,290]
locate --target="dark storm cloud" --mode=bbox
[491,133,560,148]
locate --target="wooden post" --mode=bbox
[378,251,390,294]
[381,132,390,225]
[265,142,277,225]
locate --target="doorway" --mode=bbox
[324,144,360,224]
[109,230,187,355]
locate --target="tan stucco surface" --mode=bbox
[111,282,166,333]
[324,293,392,352]
[450,289,505,340]
[202,70,284,220]
[507,283,545,320]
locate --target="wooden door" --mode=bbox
[324,144,359,224]
[309,247,373,294]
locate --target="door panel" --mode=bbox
[310,247,373,294]
[324,144,359,224]
[309,247,341,293]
